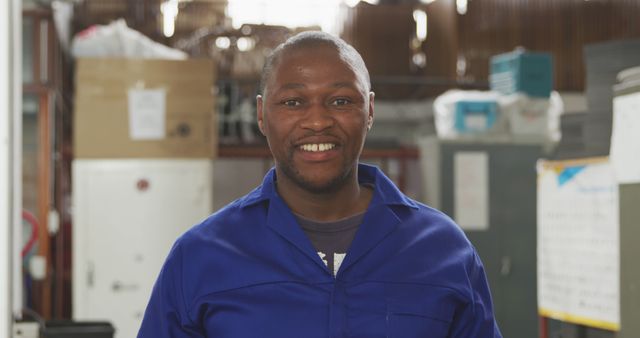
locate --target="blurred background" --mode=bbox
[2,0,640,337]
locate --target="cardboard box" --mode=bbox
[74,58,217,158]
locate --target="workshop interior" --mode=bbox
[1,0,640,337]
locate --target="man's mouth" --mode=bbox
[299,143,336,152]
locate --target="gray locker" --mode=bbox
[419,137,544,338]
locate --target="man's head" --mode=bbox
[258,31,371,97]
[257,31,374,194]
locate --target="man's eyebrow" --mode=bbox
[272,82,359,96]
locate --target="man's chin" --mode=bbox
[289,169,352,194]
[305,184,343,194]
[294,175,346,194]
[278,161,355,194]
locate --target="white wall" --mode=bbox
[2,0,22,334]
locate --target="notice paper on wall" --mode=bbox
[454,151,489,230]
[537,158,620,331]
[127,88,166,140]
[610,91,640,184]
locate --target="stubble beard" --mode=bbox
[278,150,355,194]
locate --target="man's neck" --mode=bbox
[275,172,373,222]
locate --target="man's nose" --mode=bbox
[300,102,334,132]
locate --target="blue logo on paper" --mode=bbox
[557,166,586,186]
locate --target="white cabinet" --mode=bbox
[72,159,213,338]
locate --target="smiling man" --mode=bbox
[138,31,502,338]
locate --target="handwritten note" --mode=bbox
[537,159,620,331]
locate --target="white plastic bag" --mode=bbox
[498,92,562,141]
[71,19,187,59]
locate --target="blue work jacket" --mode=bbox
[138,164,502,338]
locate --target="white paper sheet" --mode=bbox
[537,160,620,330]
[127,88,166,140]
[610,92,640,183]
[454,151,489,230]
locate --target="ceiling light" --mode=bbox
[456,0,468,15]
[161,0,179,37]
[215,36,231,49]
[413,9,427,41]
[412,52,426,68]
[237,37,255,52]
[344,0,360,8]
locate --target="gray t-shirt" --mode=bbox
[295,212,365,276]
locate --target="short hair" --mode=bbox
[258,31,371,96]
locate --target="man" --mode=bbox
[138,31,502,338]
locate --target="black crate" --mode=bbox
[41,321,115,338]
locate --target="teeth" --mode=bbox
[300,143,335,152]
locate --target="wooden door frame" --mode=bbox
[23,8,56,319]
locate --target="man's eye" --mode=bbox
[332,98,351,106]
[283,99,301,107]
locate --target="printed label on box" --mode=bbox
[128,88,166,140]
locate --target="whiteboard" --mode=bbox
[537,158,620,331]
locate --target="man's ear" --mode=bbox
[367,91,375,131]
[256,95,265,135]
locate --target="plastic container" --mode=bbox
[490,49,553,98]
[433,90,507,138]
[454,100,498,133]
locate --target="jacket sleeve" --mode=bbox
[137,239,205,338]
[449,250,503,338]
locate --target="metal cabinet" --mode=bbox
[72,159,213,338]
[419,137,544,338]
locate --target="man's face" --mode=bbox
[257,45,374,194]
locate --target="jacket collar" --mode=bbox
[239,163,418,210]
[239,163,419,277]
